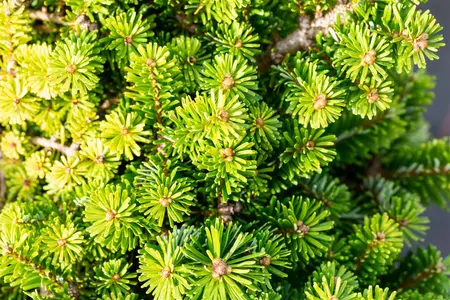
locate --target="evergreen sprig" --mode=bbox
[264,196,334,263]
[49,30,105,96]
[135,162,195,227]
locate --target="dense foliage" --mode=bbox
[0,0,449,299]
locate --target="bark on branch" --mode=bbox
[28,9,67,25]
[30,137,79,157]
[270,0,353,64]
[28,9,98,31]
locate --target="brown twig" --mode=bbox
[397,262,446,292]
[382,165,450,180]
[28,9,98,31]
[272,0,353,63]
[28,8,67,25]
[5,249,67,288]
[98,95,121,115]
[30,137,79,157]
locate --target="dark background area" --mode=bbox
[420,0,449,256]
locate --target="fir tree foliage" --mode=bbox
[0,0,449,299]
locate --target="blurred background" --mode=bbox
[420,0,449,256]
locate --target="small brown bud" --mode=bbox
[112,274,121,281]
[220,214,233,223]
[296,220,309,234]
[260,256,271,267]
[330,296,339,300]
[298,224,309,234]
[367,89,379,103]
[124,36,133,45]
[212,270,221,280]
[313,94,327,110]
[235,40,243,49]
[306,140,315,150]
[189,56,197,63]
[376,231,386,242]
[57,238,67,247]
[146,58,157,68]
[255,117,264,128]
[414,34,429,52]
[160,266,172,278]
[399,219,408,227]
[22,179,31,187]
[105,209,117,221]
[159,197,171,207]
[222,72,235,90]
[361,50,377,66]
[95,154,105,164]
[436,261,446,273]
[9,142,16,149]
[212,258,231,278]
[218,108,230,122]
[65,64,77,74]
[3,245,13,255]
[220,148,235,162]
[13,98,20,106]
[160,230,169,239]
[121,127,129,135]
[401,29,410,38]
[328,249,334,257]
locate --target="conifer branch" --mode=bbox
[5,249,65,288]
[397,263,445,291]
[353,238,382,274]
[383,165,450,179]
[353,248,370,274]
[149,67,164,128]
[0,0,447,298]
[270,0,353,64]
[30,137,79,157]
